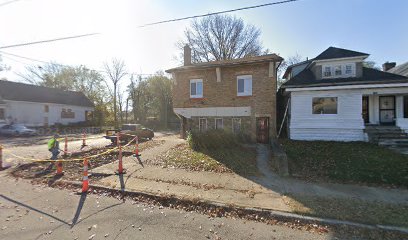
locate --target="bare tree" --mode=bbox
[180,14,265,63]
[103,59,127,127]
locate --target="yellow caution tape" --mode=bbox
[1,135,138,163]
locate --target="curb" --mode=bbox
[58,180,408,235]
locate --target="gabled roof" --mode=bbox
[314,47,369,61]
[388,62,408,77]
[281,67,408,88]
[166,54,283,73]
[0,80,94,107]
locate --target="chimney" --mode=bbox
[184,44,192,66]
[382,62,396,71]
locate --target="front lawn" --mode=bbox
[279,140,408,187]
[152,143,259,176]
[284,194,408,227]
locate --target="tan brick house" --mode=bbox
[166,45,283,143]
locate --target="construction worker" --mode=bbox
[48,134,60,160]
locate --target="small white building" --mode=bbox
[0,80,94,127]
[280,47,408,142]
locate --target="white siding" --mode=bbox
[289,89,366,141]
[3,100,93,127]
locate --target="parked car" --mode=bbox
[104,124,154,144]
[0,124,37,136]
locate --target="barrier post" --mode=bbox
[116,133,125,174]
[82,130,87,148]
[81,158,89,193]
[0,145,3,170]
[134,136,141,157]
[63,136,68,157]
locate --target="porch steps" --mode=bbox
[365,125,408,154]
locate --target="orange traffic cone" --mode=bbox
[56,160,64,175]
[81,158,89,193]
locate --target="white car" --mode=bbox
[0,124,37,136]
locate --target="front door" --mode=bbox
[362,96,369,124]
[379,96,395,125]
[256,117,269,143]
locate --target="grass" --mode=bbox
[154,143,259,176]
[279,140,408,187]
[284,194,408,228]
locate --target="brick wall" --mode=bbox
[173,62,277,141]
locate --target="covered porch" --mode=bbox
[361,87,408,131]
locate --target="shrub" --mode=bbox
[188,130,246,150]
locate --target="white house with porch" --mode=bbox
[0,80,94,127]
[280,47,408,142]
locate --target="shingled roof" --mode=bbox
[314,47,369,61]
[0,80,94,107]
[282,67,408,88]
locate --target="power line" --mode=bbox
[0,0,22,8]
[0,33,100,49]
[138,0,299,27]
[0,50,158,77]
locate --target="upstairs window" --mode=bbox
[323,66,331,77]
[44,105,49,113]
[237,75,252,96]
[334,66,342,76]
[345,64,353,75]
[0,108,4,120]
[190,79,203,98]
[313,97,338,114]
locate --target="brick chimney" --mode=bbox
[382,62,396,71]
[184,44,192,66]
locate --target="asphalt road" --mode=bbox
[0,174,331,240]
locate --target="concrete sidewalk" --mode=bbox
[91,137,408,215]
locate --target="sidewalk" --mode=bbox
[91,136,408,214]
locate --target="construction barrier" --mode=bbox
[81,130,87,148]
[134,136,140,157]
[64,137,68,157]
[0,144,3,170]
[116,133,125,174]
[2,134,141,191]
[82,158,89,193]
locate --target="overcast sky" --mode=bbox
[0,0,407,83]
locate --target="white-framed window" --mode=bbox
[312,97,338,114]
[199,118,207,132]
[215,118,223,129]
[322,63,356,78]
[323,66,332,77]
[190,79,203,98]
[334,65,342,76]
[345,64,353,75]
[232,118,241,133]
[237,75,252,96]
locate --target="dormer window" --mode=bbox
[322,63,356,78]
[334,66,342,76]
[323,67,331,77]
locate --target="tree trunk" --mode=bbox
[113,84,117,128]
